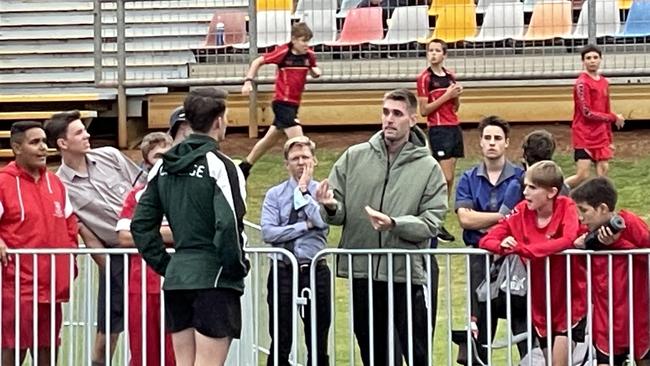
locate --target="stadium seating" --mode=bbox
[371,5,430,45]
[519,0,573,40]
[429,0,474,15]
[425,4,477,42]
[298,10,338,45]
[327,7,384,46]
[257,0,293,11]
[469,2,525,42]
[569,0,620,38]
[233,10,292,49]
[202,11,247,48]
[335,0,364,18]
[293,0,337,18]
[621,0,650,36]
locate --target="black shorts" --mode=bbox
[428,125,464,160]
[536,317,586,349]
[165,288,242,339]
[97,257,125,334]
[574,148,595,162]
[272,101,300,129]
[596,348,650,365]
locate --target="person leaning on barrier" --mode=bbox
[45,110,145,366]
[454,115,526,362]
[480,161,587,366]
[115,132,176,366]
[571,177,650,366]
[131,87,248,366]
[0,121,79,366]
[316,89,448,366]
[260,136,331,366]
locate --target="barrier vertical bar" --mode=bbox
[485,254,492,364]
[105,254,111,365]
[406,255,414,366]
[33,254,39,365]
[465,255,472,366]
[545,257,552,366]
[50,254,56,366]
[68,254,74,366]
[566,254,572,366]
[505,258,512,366]
[348,254,355,365]
[368,253,375,366]
[628,254,635,365]
[608,255,613,366]
[446,255,452,366]
[142,256,148,366]
[425,255,432,366]
[387,253,395,366]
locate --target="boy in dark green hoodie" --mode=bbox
[131,87,248,366]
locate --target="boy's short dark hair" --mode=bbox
[570,177,618,211]
[522,129,556,166]
[525,160,564,193]
[140,132,172,162]
[383,88,418,114]
[478,115,510,139]
[427,38,448,55]
[581,44,602,60]
[183,88,228,133]
[44,110,82,149]
[10,121,43,146]
[291,22,313,41]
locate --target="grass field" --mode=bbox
[242,145,650,366]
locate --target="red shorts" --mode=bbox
[1,299,62,349]
[574,146,613,162]
[128,292,176,366]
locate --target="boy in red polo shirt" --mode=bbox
[240,22,322,178]
[0,122,78,366]
[571,177,650,366]
[416,38,463,242]
[116,132,175,366]
[480,161,586,366]
[566,44,625,188]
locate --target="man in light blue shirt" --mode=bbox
[261,136,330,366]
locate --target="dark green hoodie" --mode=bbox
[131,134,249,293]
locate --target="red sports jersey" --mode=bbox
[263,43,317,105]
[572,72,616,149]
[416,67,459,127]
[116,184,162,295]
[479,197,586,338]
[586,211,650,358]
[0,162,78,302]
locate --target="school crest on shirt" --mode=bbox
[53,201,64,218]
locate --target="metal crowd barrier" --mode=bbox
[2,235,650,365]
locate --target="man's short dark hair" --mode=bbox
[383,89,418,114]
[522,129,556,166]
[478,115,510,139]
[44,110,82,149]
[581,44,602,60]
[570,177,617,211]
[183,88,228,133]
[10,121,43,146]
[427,38,448,55]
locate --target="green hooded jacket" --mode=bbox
[131,134,249,293]
[321,127,448,285]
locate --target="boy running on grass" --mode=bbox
[566,44,625,188]
[240,22,322,178]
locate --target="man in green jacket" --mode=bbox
[316,89,448,366]
[131,88,248,366]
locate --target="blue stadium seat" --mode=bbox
[621,0,650,36]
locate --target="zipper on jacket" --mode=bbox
[375,155,391,279]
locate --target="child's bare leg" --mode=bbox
[245,126,284,165]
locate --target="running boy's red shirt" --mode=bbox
[583,210,650,358]
[416,67,460,127]
[572,72,617,149]
[263,43,317,105]
[0,162,78,302]
[116,184,163,295]
[479,196,586,338]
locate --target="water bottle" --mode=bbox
[215,22,225,46]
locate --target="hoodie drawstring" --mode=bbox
[15,177,25,223]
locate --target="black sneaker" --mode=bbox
[437,226,455,242]
[239,161,252,180]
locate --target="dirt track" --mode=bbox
[216,123,650,161]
